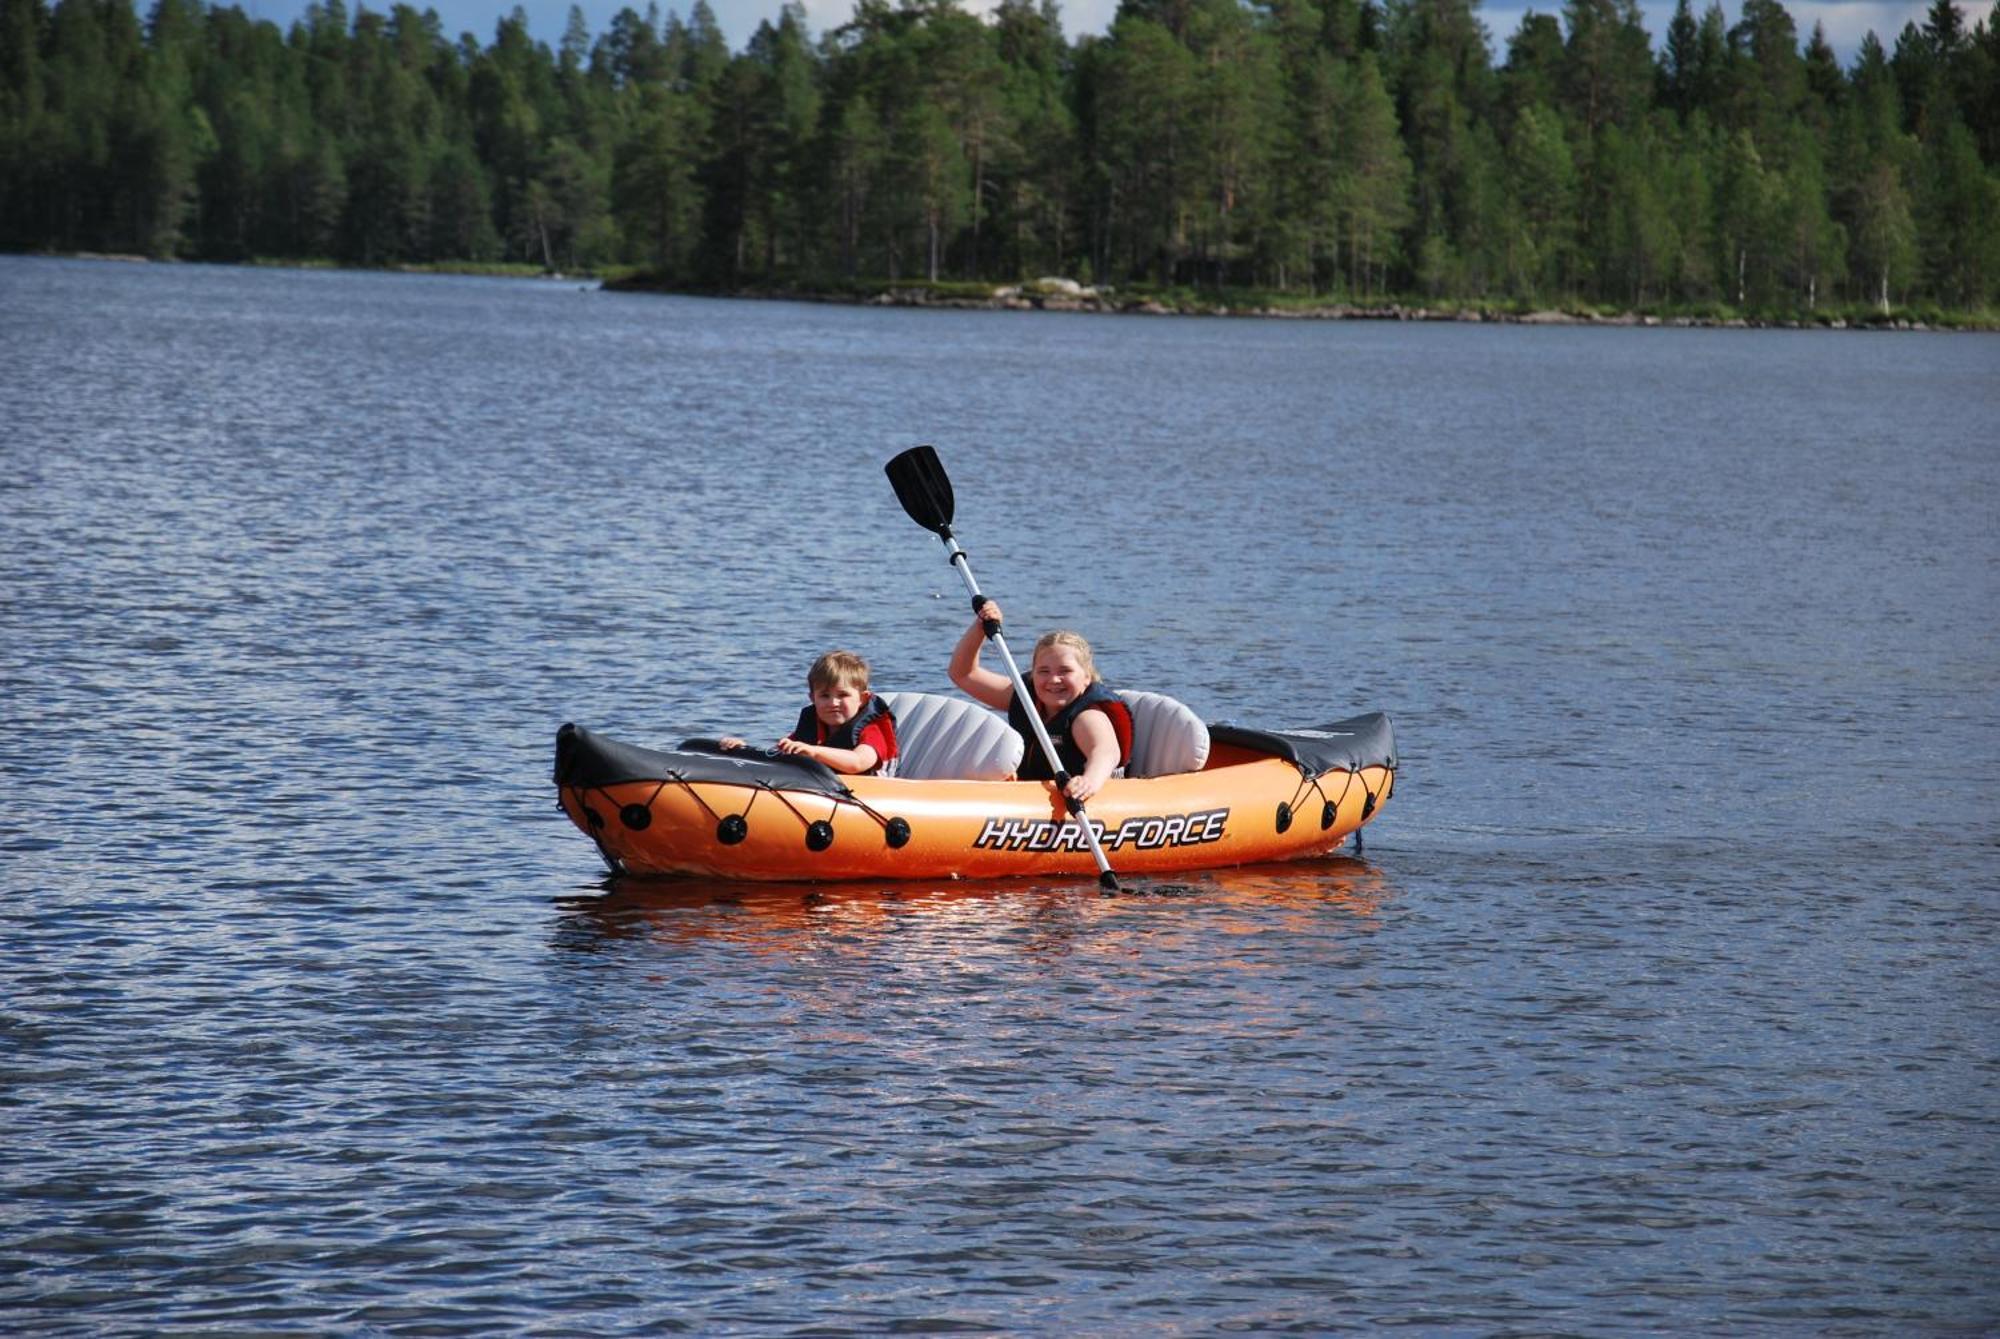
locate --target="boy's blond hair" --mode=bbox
[808,650,871,694]
[1032,631,1101,683]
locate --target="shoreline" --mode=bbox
[19,253,1992,331]
[609,274,1994,332]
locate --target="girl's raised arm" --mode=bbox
[949,601,1015,710]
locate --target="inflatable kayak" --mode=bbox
[553,691,1395,882]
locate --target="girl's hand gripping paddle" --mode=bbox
[886,445,1119,891]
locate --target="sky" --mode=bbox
[239,0,1992,66]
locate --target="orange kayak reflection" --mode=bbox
[556,855,1394,944]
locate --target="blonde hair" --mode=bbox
[808,650,871,694]
[1032,631,1100,683]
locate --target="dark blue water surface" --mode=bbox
[2,256,1995,1333]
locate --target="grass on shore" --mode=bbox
[1108,282,1998,328]
[41,251,1990,327]
[609,267,1997,328]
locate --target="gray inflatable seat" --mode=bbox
[1120,690,1211,778]
[876,692,1025,781]
[877,689,1209,782]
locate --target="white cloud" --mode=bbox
[781,0,1118,43]
[1787,0,1995,52]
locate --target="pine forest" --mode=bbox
[2,0,1997,318]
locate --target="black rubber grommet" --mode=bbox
[1321,801,1336,830]
[806,820,834,852]
[717,815,748,845]
[1362,791,1376,819]
[584,806,604,830]
[884,817,911,849]
[1275,802,1293,834]
[620,803,651,830]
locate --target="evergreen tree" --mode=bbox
[1890,19,1944,139]
[1184,0,1279,285]
[892,97,967,281]
[0,0,51,246]
[1561,0,1650,137]
[990,0,1076,279]
[41,0,119,250]
[1968,13,2000,162]
[1501,11,1563,121]
[1332,52,1413,295]
[1661,125,1714,297]
[536,133,610,267]
[1088,14,1200,281]
[1593,119,1680,303]
[1504,98,1576,295]
[680,0,730,90]
[1850,156,1917,310]
[559,4,590,77]
[1658,0,1698,119]
[1920,118,1998,305]
[1689,2,1730,125]
[600,6,665,87]
[1269,0,1350,293]
[824,91,886,278]
[6,0,1997,315]
[1729,0,1804,154]
[741,3,820,279]
[1385,0,1495,293]
[1770,130,1843,306]
[1802,21,1842,118]
[294,128,348,256]
[1713,126,1775,302]
[613,84,701,271]
[429,138,498,257]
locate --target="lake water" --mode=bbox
[2,255,1995,1332]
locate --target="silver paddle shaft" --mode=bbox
[940,535,1118,883]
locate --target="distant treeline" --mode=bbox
[2,0,1996,312]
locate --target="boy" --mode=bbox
[722,650,899,776]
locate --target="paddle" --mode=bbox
[886,444,1120,891]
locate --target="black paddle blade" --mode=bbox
[885,445,954,536]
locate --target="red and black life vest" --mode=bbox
[1008,682,1133,782]
[790,693,899,775]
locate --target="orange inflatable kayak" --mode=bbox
[553,693,1394,882]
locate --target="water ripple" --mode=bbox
[1,259,1994,1332]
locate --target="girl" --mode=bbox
[948,601,1131,801]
